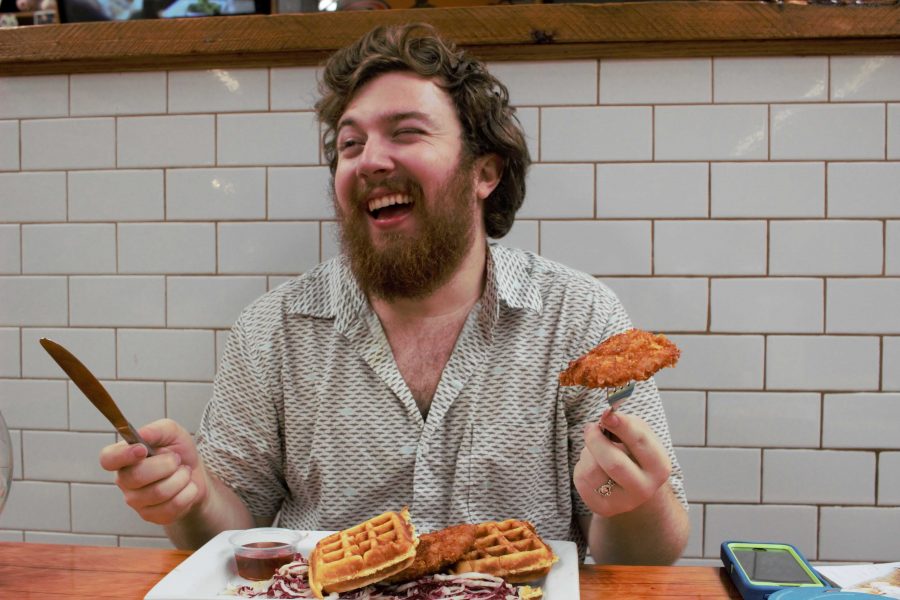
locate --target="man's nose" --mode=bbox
[356,137,393,178]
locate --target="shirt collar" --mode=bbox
[486,243,544,314]
[286,243,543,321]
[287,254,365,323]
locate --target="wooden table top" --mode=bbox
[0,541,741,599]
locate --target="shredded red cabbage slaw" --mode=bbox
[228,554,529,599]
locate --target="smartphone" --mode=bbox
[721,541,831,600]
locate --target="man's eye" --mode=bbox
[395,128,423,138]
[339,139,361,152]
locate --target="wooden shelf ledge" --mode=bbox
[1,2,899,76]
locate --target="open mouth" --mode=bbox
[367,193,414,221]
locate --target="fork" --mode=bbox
[606,380,636,411]
[602,381,635,441]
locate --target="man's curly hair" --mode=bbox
[316,23,531,239]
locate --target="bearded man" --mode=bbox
[100,23,689,566]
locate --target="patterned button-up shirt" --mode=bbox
[196,244,686,554]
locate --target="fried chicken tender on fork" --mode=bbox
[559,328,680,389]
[382,523,477,584]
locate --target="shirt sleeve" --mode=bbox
[562,284,688,519]
[195,313,287,523]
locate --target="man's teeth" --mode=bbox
[367,194,412,213]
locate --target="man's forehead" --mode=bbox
[338,72,455,127]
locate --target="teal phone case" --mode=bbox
[721,541,831,600]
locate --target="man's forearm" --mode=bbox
[165,472,258,550]
[584,483,690,565]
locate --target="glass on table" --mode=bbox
[0,411,11,517]
[229,528,306,581]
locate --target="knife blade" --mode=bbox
[39,338,155,456]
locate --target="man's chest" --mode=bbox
[388,321,463,414]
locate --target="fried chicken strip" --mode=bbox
[382,523,477,584]
[559,328,680,389]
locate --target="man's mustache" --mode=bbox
[354,178,422,203]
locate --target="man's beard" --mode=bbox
[334,162,478,301]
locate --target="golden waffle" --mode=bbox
[307,508,419,598]
[452,519,558,584]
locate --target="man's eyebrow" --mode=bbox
[337,111,436,132]
[336,116,357,133]
[388,111,435,126]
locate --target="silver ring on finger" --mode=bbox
[595,478,616,497]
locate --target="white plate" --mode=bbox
[145,529,580,600]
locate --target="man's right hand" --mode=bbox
[99,418,208,526]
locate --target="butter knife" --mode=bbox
[39,338,155,456]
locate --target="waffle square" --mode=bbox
[308,508,418,598]
[452,519,558,584]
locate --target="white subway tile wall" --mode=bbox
[704,504,819,558]
[68,170,165,222]
[770,103,885,160]
[0,328,20,377]
[830,57,900,101]
[684,503,704,558]
[542,106,652,161]
[0,121,19,171]
[706,393,821,448]
[168,70,270,115]
[889,221,900,275]
[656,105,768,161]
[713,57,827,103]
[0,56,898,563]
[70,72,167,117]
[885,337,900,391]
[711,162,824,218]
[0,171,67,222]
[889,104,900,158]
[880,452,900,505]
[69,276,166,327]
[521,164,594,219]
[0,75,68,119]
[600,58,711,105]
[270,67,321,111]
[166,168,267,221]
[828,162,900,218]
[117,115,216,168]
[21,118,116,171]
[68,381,165,432]
[597,163,708,218]
[655,221,767,275]
[0,227,20,274]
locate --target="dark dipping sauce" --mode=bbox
[234,541,295,581]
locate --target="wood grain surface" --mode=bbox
[0,542,191,598]
[1,2,898,76]
[0,541,740,599]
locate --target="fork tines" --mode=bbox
[606,381,635,409]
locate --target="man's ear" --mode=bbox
[473,153,503,201]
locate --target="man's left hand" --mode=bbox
[573,409,672,517]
